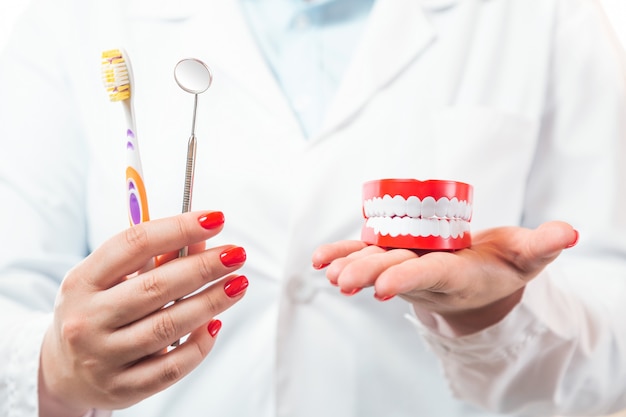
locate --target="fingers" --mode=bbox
[155,241,207,267]
[103,245,246,327]
[327,247,413,290]
[372,252,467,301]
[523,221,579,268]
[311,240,369,269]
[104,319,223,409]
[108,274,247,363]
[82,211,225,290]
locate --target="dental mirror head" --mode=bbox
[174,58,212,95]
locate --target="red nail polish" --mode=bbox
[313,262,330,270]
[224,275,249,297]
[207,319,222,337]
[566,229,579,249]
[220,247,247,267]
[374,293,395,301]
[199,212,225,230]
[340,287,361,296]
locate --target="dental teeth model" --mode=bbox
[361,179,473,250]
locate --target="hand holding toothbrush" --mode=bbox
[38,211,248,415]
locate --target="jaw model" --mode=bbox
[361,179,473,250]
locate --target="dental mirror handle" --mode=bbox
[178,133,197,258]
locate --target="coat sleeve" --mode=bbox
[415,1,626,415]
[0,0,91,415]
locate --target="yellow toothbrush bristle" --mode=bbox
[101,49,131,101]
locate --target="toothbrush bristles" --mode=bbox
[101,49,131,101]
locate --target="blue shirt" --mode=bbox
[240,0,375,138]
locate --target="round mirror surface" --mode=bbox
[174,58,212,94]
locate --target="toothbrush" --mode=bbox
[101,48,150,227]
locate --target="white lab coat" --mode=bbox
[1,0,626,416]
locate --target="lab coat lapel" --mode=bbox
[320,0,437,135]
[195,2,297,123]
[124,0,298,127]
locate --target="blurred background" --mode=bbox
[0,0,30,51]
[602,0,626,48]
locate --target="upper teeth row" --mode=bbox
[363,195,472,220]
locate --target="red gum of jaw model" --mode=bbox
[361,179,473,251]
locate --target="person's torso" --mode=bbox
[66,0,559,415]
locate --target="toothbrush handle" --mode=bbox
[126,128,150,226]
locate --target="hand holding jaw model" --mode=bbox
[312,178,579,336]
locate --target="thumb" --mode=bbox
[525,221,579,267]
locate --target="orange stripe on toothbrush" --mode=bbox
[126,166,149,226]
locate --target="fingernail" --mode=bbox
[374,293,395,302]
[199,212,225,230]
[207,319,222,337]
[313,262,330,270]
[220,246,247,267]
[566,229,579,249]
[340,287,361,296]
[224,275,249,297]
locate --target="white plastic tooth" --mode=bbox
[390,216,402,237]
[392,195,407,217]
[439,220,451,238]
[363,199,372,217]
[417,219,426,237]
[374,197,383,217]
[374,217,383,235]
[409,218,420,236]
[435,197,449,218]
[429,219,440,237]
[448,197,459,219]
[450,220,460,238]
[401,217,412,236]
[382,195,393,217]
[465,204,472,221]
[421,196,436,218]
[379,217,389,236]
[406,196,421,218]
[458,201,467,219]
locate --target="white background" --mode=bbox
[0,0,31,51]
[601,0,626,48]
[0,0,625,52]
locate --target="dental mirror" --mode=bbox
[174,58,212,94]
[171,58,213,349]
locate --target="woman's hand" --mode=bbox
[39,211,248,416]
[312,221,578,335]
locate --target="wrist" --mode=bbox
[428,288,525,337]
[39,332,90,417]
